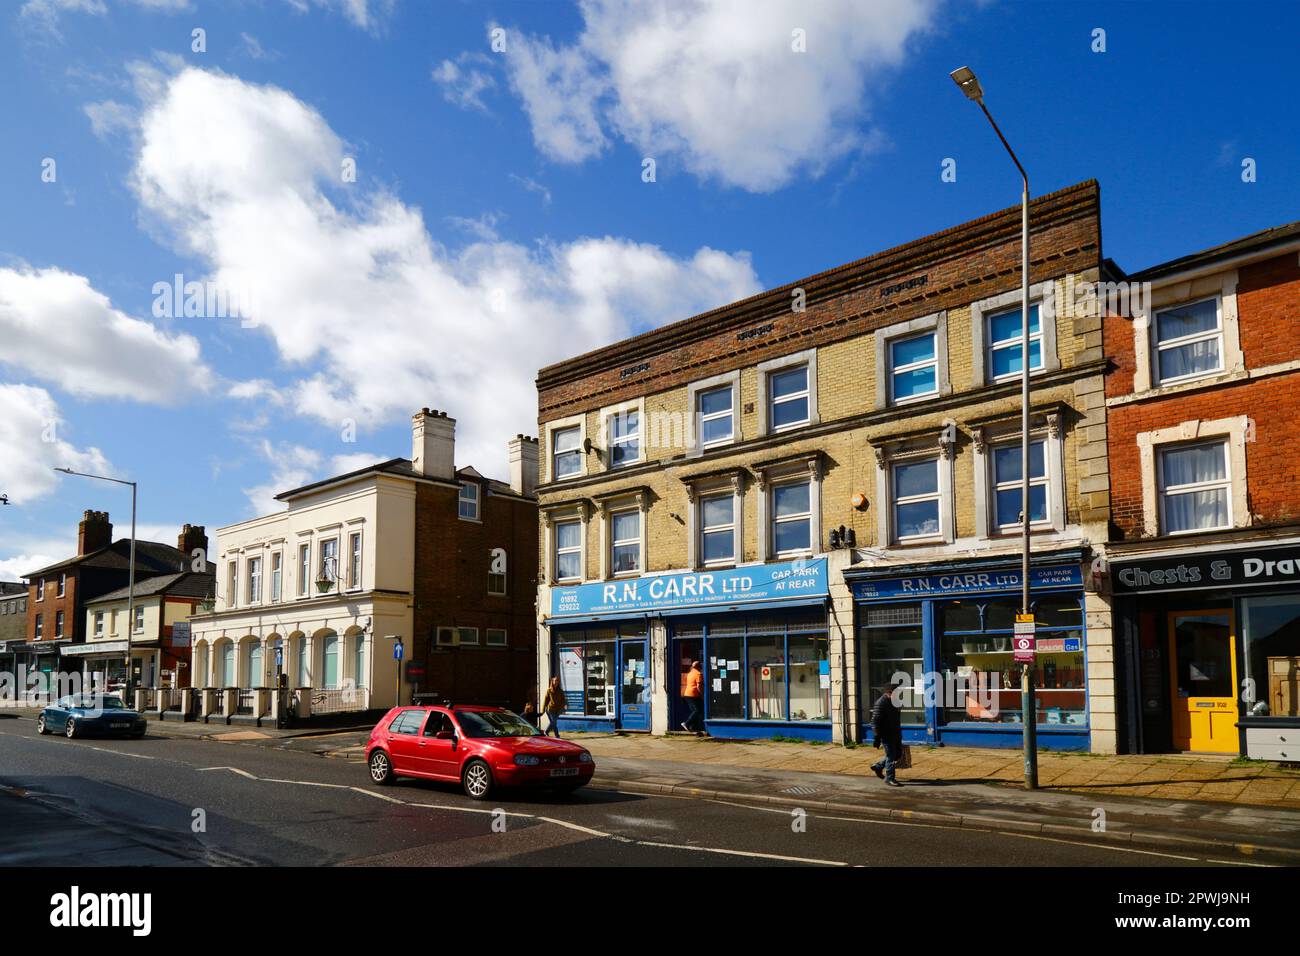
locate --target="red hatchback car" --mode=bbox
[366,704,594,799]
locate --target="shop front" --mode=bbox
[545,558,831,738]
[848,553,1092,751]
[1111,541,1300,760]
[60,640,158,694]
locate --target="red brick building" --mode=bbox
[19,514,207,688]
[1103,222,1300,759]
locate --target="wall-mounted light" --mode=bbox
[851,493,868,511]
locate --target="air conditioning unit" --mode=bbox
[436,627,458,647]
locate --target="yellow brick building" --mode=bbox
[534,181,1117,753]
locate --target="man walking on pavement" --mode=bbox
[870,683,904,786]
[682,660,705,735]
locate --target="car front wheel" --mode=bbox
[36,715,48,735]
[369,749,394,785]
[462,759,493,800]
[64,718,78,739]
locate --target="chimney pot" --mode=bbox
[411,407,456,480]
[508,434,540,497]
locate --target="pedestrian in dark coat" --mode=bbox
[870,685,904,786]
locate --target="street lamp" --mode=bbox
[53,468,138,704]
[949,65,1038,789]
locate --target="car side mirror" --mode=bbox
[435,730,456,741]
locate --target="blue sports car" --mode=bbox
[37,694,147,739]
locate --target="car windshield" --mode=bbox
[454,709,539,738]
[92,696,127,710]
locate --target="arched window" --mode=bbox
[194,645,208,688]
[220,642,235,688]
[248,643,263,687]
[295,636,308,687]
[322,632,339,689]
[352,635,366,688]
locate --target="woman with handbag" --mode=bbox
[870,684,905,787]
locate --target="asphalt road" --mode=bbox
[0,723,1262,868]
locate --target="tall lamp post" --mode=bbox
[53,468,138,703]
[949,66,1038,789]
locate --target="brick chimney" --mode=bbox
[411,408,456,481]
[508,434,539,497]
[77,510,112,555]
[178,524,208,558]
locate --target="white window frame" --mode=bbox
[247,555,262,604]
[270,552,283,603]
[969,282,1059,385]
[55,609,64,638]
[458,481,480,521]
[548,420,584,482]
[133,605,145,633]
[319,537,340,593]
[608,507,642,576]
[686,370,740,453]
[1136,416,1251,538]
[1157,439,1233,536]
[770,478,814,558]
[297,542,311,598]
[348,531,363,590]
[606,408,642,469]
[696,384,734,448]
[436,625,457,647]
[488,566,507,596]
[756,349,819,436]
[972,417,1066,539]
[485,628,508,646]
[875,432,957,547]
[93,610,104,636]
[889,331,940,404]
[989,439,1052,533]
[34,613,42,639]
[1151,295,1225,387]
[57,573,66,598]
[987,303,1044,383]
[891,457,944,545]
[457,626,480,646]
[875,312,950,410]
[226,561,237,608]
[1131,273,1243,395]
[767,364,810,433]
[37,578,44,601]
[552,517,584,583]
[698,490,738,567]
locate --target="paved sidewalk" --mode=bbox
[0,707,373,742]
[567,732,1300,811]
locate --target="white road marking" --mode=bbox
[80,745,155,760]
[706,797,1274,867]
[635,839,846,866]
[605,814,677,830]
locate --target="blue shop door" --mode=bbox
[619,640,650,731]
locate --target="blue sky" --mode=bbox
[1,0,1297,578]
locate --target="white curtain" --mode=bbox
[1159,338,1220,379]
[1163,443,1228,531]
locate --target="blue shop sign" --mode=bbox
[551,558,828,617]
[852,563,1082,601]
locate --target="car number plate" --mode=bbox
[111,722,129,728]
[549,767,579,777]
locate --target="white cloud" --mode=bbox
[284,0,392,31]
[432,54,497,112]
[497,0,938,192]
[0,265,209,403]
[83,99,135,139]
[128,66,761,478]
[0,384,112,504]
[20,0,189,31]
[241,440,322,515]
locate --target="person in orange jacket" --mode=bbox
[682,660,704,735]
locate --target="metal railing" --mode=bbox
[310,686,370,715]
[236,690,255,716]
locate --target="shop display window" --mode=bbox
[707,636,743,719]
[935,594,1087,727]
[858,603,925,725]
[675,609,829,724]
[555,626,639,718]
[1243,596,1300,717]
